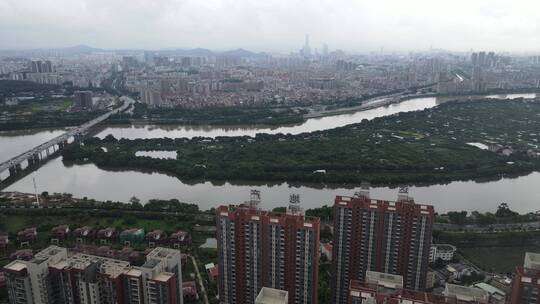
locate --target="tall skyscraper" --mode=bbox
[302,34,311,57]
[511,252,540,304]
[331,190,434,304]
[4,246,183,304]
[322,43,329,57]
[42,61,53,73]
[30,60,43,73]
[216,203,320,304]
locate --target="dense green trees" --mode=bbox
[120,102,307,126]
[64,100,540,186]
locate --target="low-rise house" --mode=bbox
[17,227,37,247]
[183,281,199,301]
[145,230,166,247]
[119,228,145,246]
[9,249,33,261]
[169,230,191,248]
[50,225,70,244]
[97,227,117,244]
[116,246,141,263]
[205,263,219,283]
[73,226,95,244]
[95,245,114,258]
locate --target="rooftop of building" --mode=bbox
[255,287,289,304]
[67,253,130,278]
[434,244,457,251]
[4,261,27,272]
[334,194,434,211]
[445,283,489,302]
[217,204,320,224]
[142,258,160,269]
[98,257,131,278]
[524,252,540,270]
[473,283,505,296]
[152,272,175,283]
[31,245,66,264]
[121,228,144,235]
[124,268,143,277]
[146,246,180,260]
[366,271,404,289]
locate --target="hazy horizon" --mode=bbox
[2,0,540,53]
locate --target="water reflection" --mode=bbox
[3,93,540,213]
[5,157,540,213]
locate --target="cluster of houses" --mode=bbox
[0,225,192,250]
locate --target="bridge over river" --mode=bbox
[0,96,134,188]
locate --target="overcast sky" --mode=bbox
[1,0,540,53]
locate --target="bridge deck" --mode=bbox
[0,97,133,174]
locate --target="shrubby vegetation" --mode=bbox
[0,80,59,96]
[116,102,307,126]
[64,100,540,186]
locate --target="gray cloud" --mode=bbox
[1,0,540,52]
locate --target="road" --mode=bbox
[190,254,210,304]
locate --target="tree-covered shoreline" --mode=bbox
[63,99,540,186]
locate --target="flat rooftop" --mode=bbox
[146,247,180,260]
[525,252,540,270]
[124,268,143,277]
[445,283,489,301]
[4,261,27,272]
[152,272,174,282]
[255,287,289,304]
[366,271,404,289]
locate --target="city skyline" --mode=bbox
[2,0,540,53]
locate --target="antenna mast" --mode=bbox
[32,176,40,205]
[288,194,303,216]
[249,189,261,209]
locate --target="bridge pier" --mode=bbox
[28,154,41,167]
[74,133,84,142]
[8,164,21,177]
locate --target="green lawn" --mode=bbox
[460,246,540,274]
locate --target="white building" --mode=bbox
[430,244,457,262]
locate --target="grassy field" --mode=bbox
[460,246,540,274]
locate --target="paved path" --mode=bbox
[190,254,210,304]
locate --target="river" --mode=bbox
[1,93,538,213]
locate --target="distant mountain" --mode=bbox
[155,48,215,57]
[152,47,263,58]
[219,48,264,58]
[54,45,104,55]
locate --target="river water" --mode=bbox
[1,93,539,213]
